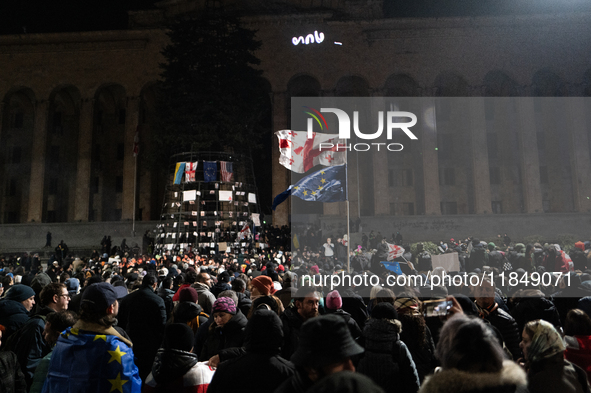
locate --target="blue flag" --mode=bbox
[204,161,217,182]
[381,261,403,275]
[42,326,141,393]
[272,165,346,210]
[292,164,346,203]
[272,186,293,211]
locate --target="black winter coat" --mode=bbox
[208,310,295,393]
[0,300,30,341]
[399,322,437,383]
[3,306,54,387]
[280,305,305,360]
[118,286,167,380]
[0,351,26,393]
[200,311,247,361]
[357,318,420,393]
[484,307,522,360]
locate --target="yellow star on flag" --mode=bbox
[108,372,128,393]
[303,190,308,196]
[320,171,325,175]
[108,346,127,364]
[294,186,299,190]
[321,178,326,184]
[94,335,107,341]
[312,191,316,195]
[317,185,323,190]
[70,328,79,335]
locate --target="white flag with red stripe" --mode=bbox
[275,130,346,173]
[386,242,405,261]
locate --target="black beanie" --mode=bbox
[5,284,35,302]
[164,323,194,352]
[371,303,398,320]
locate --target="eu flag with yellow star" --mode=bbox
[41,326,141,393]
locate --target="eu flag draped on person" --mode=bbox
[42,327,141,393]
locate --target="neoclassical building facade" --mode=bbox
[1,0,590,231]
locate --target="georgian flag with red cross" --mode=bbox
[275,130,347,173]
[386,242,405,261]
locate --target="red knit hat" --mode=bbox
[277,265,285,272]
[252,275,275,295]
[178,287,199,303]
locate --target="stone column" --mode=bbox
[372,95,390,215]
[0,102,4,222]
[515,99,543,213]
[74,98,94,221]
[272,91,290,226]
[466,98,492,214]
[28,100,49,222]
[422,100,441,215]
[122,96,140,220]
[566,98,591,213]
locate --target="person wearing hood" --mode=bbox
[211,271,231,298]
[170,287,209,334]
[207,309,295,393]
[357,303,420,393]
[420,314,528,393]
[200,297,247,361]
[143,323,214,393]
[190,273,216,315]
[0,284,36,341]
[230,278,252,316]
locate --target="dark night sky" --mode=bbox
[2,0,591,36]
[0,0,157,35]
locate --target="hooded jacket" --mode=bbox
[357,318,420,393]
[207,310,295,393]
[143,349,214,393]
[200,311,247,360]
[3,306,55,387]
[280,305,305,360]
[0,299,30,340]
[419,361,528,393]
[235,292,252,317]
[191,282,216,315]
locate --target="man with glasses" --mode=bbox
[3,283,69,388]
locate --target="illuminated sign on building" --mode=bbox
[292,31,325,45]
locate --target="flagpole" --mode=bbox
[132,153,137,237]
[346,149,350,273]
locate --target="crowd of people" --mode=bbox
[0,227,591,393]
